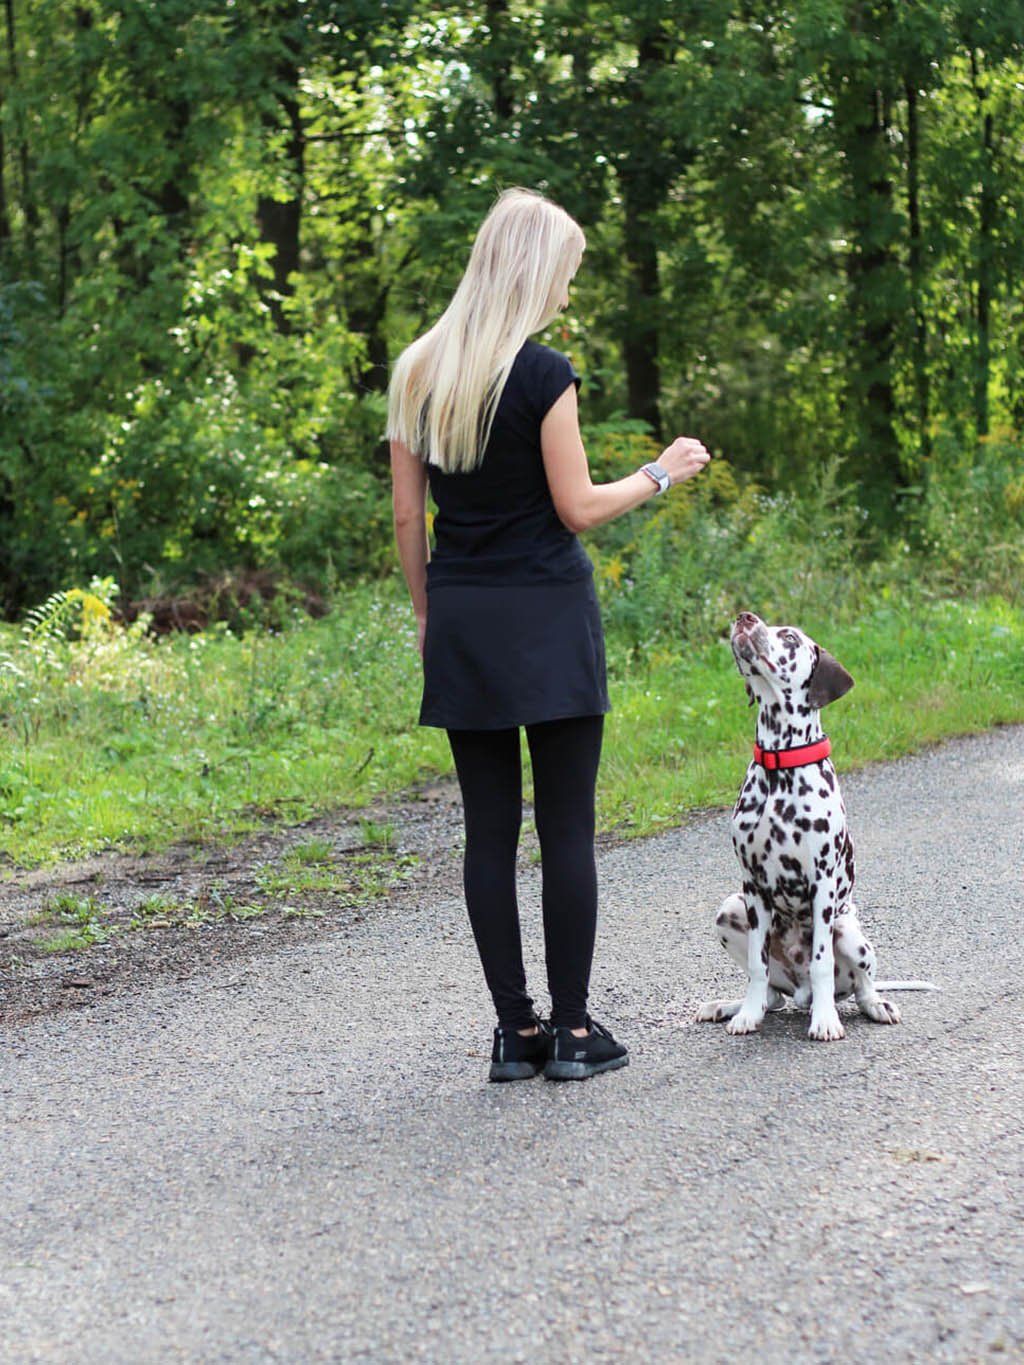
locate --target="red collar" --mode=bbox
[753,736,831,771]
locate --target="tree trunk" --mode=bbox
[347,223,390,396]
[485,0,514,121]
[971,51,994,440]
[4,0,38,264]
[56,201,70,316]
[0,96,9,245]
[620,186,662,435]
[905,78,930,460]
[55,5,99,308]
[157,98,192,226]
[256,29,304,335]
[833,76,903,503]
[617,28,672,438]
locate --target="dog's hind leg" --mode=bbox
[726,885,772,1035]
[714,893,749,967]
[696,892,791,1023]
[696,894,747,1022]
[834,908,901,1026]
[695,996,744,1023]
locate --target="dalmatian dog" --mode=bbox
[696,612,902,1041]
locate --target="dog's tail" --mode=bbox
[874,980,940,991]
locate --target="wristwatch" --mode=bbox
[640,461,671,494]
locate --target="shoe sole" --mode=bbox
[488,1061,542,1082]
[544,1054,629,1082]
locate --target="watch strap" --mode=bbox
[640,462,671,494]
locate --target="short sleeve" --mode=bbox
[532,346,581,422]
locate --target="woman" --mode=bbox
[388,188,709,1082]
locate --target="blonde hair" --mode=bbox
[387,188,585,473]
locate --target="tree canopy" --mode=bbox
[1,0,1022,612]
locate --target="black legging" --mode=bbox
[447,715,604,1031]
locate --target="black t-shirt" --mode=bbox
[425,341,592,588]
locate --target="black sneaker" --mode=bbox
[489,1016,552,1082]
[544,1017,629,1082]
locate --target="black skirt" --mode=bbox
[419,575,610,730]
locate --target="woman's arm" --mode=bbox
[390,440,430,656]
[541,383,710,534]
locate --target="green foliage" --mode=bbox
[31,893,112,951]
[588,454,871,653]
[1,1,1023,612]
[911,431,1024,595]
[0,448,1021,869]
[0,576,450,865]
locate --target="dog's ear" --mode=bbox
[807,648,854,708]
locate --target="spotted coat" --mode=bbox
[696,612,901,1041]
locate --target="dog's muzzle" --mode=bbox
[732,613,774,672]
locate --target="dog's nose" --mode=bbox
[735,612,758,630]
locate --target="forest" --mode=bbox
[1,0,1022,618]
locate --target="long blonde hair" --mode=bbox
[387,188,585,473]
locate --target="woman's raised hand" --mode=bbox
[659,436,711,486]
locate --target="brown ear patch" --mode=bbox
[807,648,854,708]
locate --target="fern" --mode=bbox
[23,577,117,643]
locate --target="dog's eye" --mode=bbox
[780,630,799,645]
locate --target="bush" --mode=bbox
[0,273,395,617]
[909,431,1024,597]
[587,454,867,654]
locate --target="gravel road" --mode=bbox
[3,727,1023,1364]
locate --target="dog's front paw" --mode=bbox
[859,995,902,1025]
[725,1009,764,1036]
[807,1008,845,1041]
[695,998,742,1023]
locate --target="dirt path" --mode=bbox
[0,779,468,1024]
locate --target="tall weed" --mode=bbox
[909,432,1024,597]
[590,455,869,655]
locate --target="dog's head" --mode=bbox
[730,612,854,713]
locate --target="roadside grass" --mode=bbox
[0,581,449,867]
[597,596,1024,832]
[1,580,1022,871]
[28,893,113,952]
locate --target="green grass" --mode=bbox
[29,892,114,951]
[1,581,1022,870]
[596,595,1024,833]
[0,580,449,866]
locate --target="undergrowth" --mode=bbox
[0,449,1021,870]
